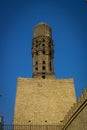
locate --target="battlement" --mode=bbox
[62,87,87,129]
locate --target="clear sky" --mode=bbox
[0,0,87,124]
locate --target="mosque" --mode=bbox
[14,22,87,130]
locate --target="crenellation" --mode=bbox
[62,87,87,127]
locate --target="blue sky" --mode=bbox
[0,0,87,124]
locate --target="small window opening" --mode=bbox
[42,75,45,79]
[45,120,47,122]
[36,61,38,65]
[43,61,45,64]
[42,72,45,74]
[35,67,38,70]
[42,44,45,46]
[36,52,38,55]
[36,40,38,43]
[50,62,52,70]
[42,66,45,70]
[60,120,63,123]
[29,120,31,122]
[49,44,51,47]
[43,50,45,54]
[49,51,51,55]
[43,39,45,42]
[36,45,38,47]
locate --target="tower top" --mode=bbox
[35,22,51,27]
[39,22,46,24]
[33,22,52,38]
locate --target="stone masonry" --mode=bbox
[14,23,76,126]
[62,88,87,130]
[14,78,76,125]
[32,23,55,79]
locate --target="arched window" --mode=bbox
[42,66,45,70]
[42,73,45,79]
[43,61,45,64]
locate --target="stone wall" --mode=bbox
[62,88,87,130]
[14,78,76,125]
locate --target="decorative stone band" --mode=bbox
[32,36,53,43]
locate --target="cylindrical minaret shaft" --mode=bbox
[32,22,55,79]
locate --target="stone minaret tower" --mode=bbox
[32,22,55,79]
[14,22,76,126]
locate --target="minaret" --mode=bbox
[14,23,76,126]
[32,22,55,79]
